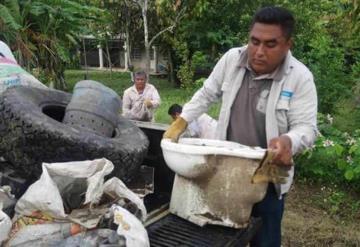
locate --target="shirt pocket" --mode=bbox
[220,81,231,107]
[276,99,290,134]
[256,89,270,114]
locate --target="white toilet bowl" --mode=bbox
[161,138,268,228]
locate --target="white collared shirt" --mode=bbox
[188,114,217,139]
[122,83,161,121]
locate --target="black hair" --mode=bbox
[134,70,147,79]
[251,6,295,39]
[168,104,183,115]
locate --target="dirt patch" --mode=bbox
[282,181,360,246]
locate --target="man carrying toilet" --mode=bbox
[164,6,317,247]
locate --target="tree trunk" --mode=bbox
[211,43,216,60]
[125,2,132,68]
[82,38,88,80]
[137,0,184,78]
[141,0,151,77]
[105,40,112,77]
[167,49,176,86]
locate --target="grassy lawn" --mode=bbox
[65,69,220,124]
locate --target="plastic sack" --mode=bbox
[124,97,152,121]
[0,186,16,217]
[0,56,47,94]
[49,229,125,247]
[111,205,149,247]
[0,209,11,245]
[7,222,77,246]
[0,41,47,94]
[7,158,148,246]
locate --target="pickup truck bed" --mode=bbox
[0,121,260,246]
[147,213,261,247]
[135,121,261,247]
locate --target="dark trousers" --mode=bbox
[250,183,285,247]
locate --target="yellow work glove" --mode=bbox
[163,116,188,142]
[252,150,290,184]
[144,99,153,108]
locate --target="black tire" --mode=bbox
[0,86,149,182]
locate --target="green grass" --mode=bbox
[65,69,220,124]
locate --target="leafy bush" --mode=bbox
[296,113,360,189]
[333,98,360,133]
[177,62,194,89]
[300,32,350,113]
[191,51,208,69]
[331,62,360,132]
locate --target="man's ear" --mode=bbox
[287,38,293,50]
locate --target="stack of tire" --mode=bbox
[0,85,149,182]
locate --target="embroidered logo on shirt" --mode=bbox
[280,90,293,98]
[280,90,293,100]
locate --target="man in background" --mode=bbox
[168,103,217,139]
[122,71,161,122]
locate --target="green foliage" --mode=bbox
[64,70,133,93]
[281,0,355,113]
[172,40,194,88]
[332,62,360,132]
[191,51,207,69]
[308,183,360,219]
[0,0,105,89]
[333,99,360,133]
[164,0,360,113]
[2,0,359,113]
[296,113,360,189]
[177,62,194,89]
[193,77,206,90]
[300,31,349,113]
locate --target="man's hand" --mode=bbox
[252,135,293,185]
[163,116,188,142]
[268,135,293,166]
[252,150,290,184]
[144,99,153,108]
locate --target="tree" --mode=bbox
[0,0,104,89]
[0,0,37,67]
[162,0,261,87]
[134,0,186,76]
[104,0,142,70]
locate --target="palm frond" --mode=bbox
[0,4,21,31]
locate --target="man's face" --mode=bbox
[135,75,146,92]
[248,23,292,75]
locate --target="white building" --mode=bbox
[80,35,168,74]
